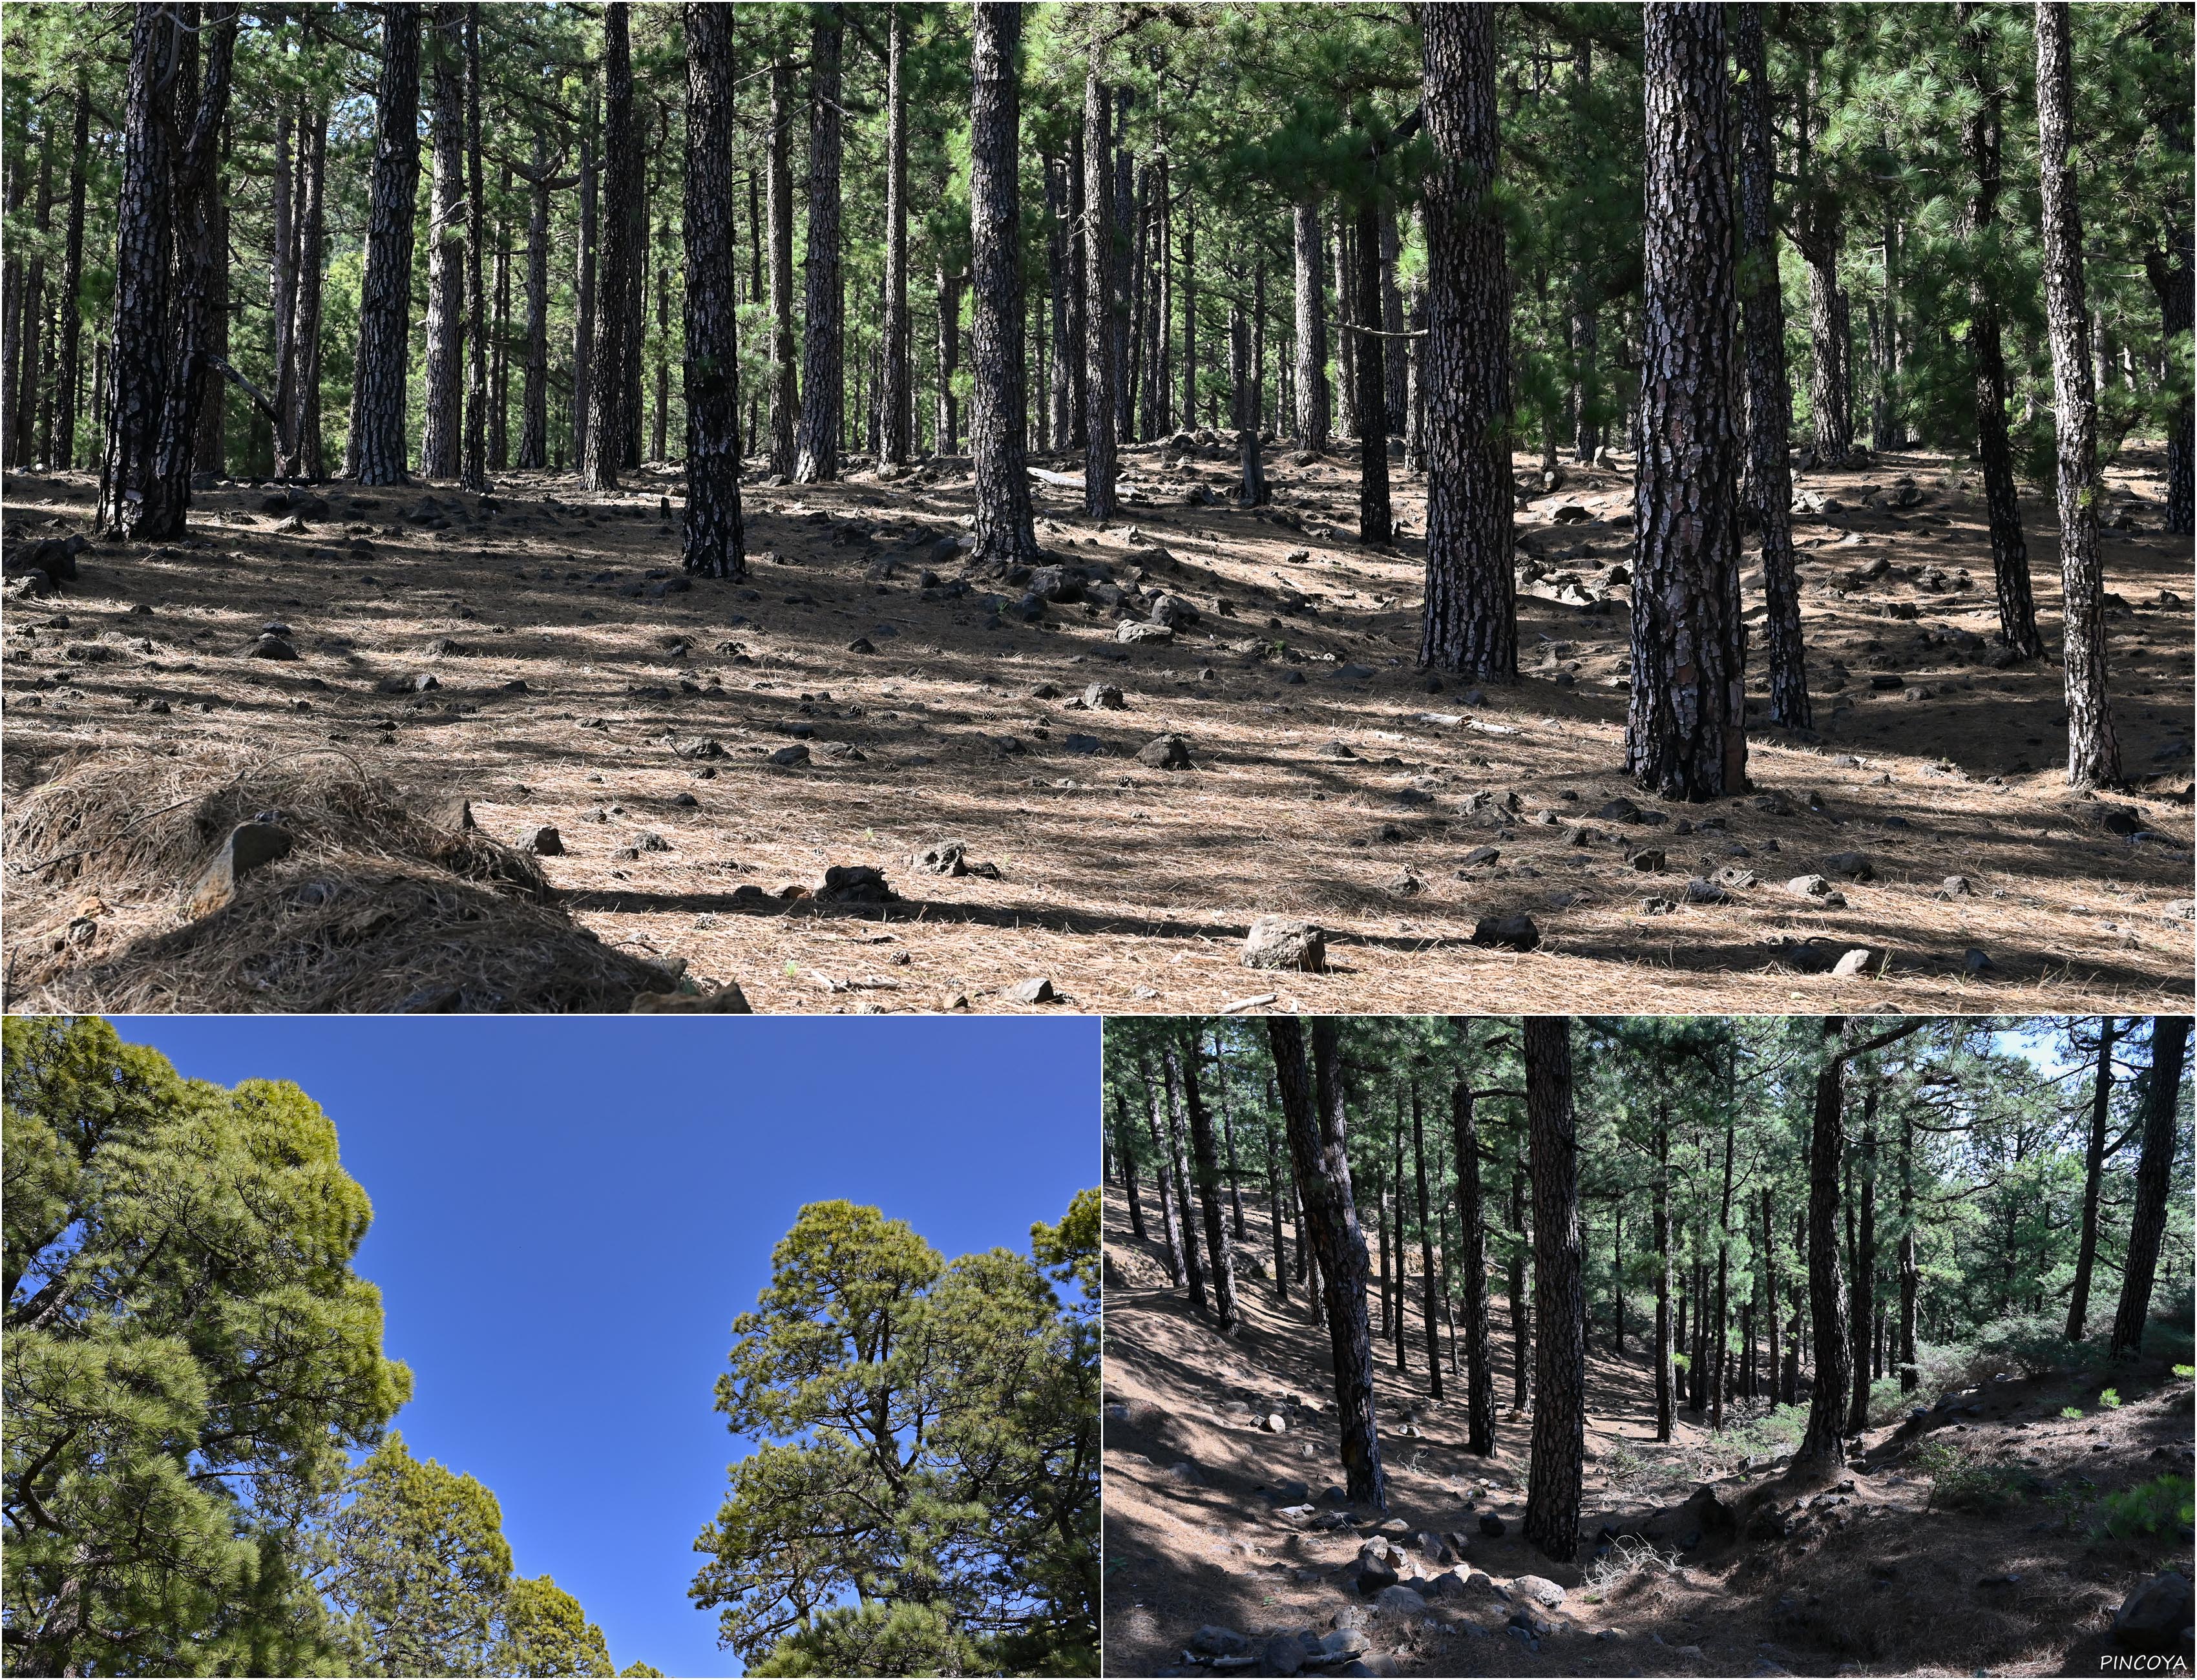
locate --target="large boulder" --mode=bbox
[2112,1570,2194,1656]
[1243,916,1327,973]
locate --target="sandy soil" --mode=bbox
[4,441,2190,1013]
[1100,1192,2196,1677]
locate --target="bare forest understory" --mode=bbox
[3,440,2192,1013]
[1100,1194,2196,1678]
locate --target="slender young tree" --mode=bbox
[766,59,799,478]
[1628,2,1747,801]
[1352,183,1391,545]
[1957,5,2043,658]
[1142,1059,1186,1290]
[1444,1049,1495,1454]
[1411,1084,1442,1398]
[280,98,328,479]
[53,79,88,470]
[2035,0,2121,789]
[1734,5,1808,727]
[459,5,487,494]
[1418,4,1515,680]
[2108,1018,2192,1359]
[880,5,911,468]
[1083,70,1117,521]
[794,6,845,483]
[1522,1017,1583,1562]
[1177,1036,1240,1336]
[682,2,744,580]
[1267,1017,1386,1513]
[967,3,1039,563]
[2065,1018,2119,1342]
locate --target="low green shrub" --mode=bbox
[2099,1475,2194,1541]
[1912,1440,2026,1513]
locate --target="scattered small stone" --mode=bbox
[1137,733,1193,770]
[1831,946,1892,979]
[1470,914,1540,952]
[1243,917,1328,973]
[769,744,811,767]
[1002,976,1057,1005]
[1626,848,1665,872]
[527,826,563,856]
[1084,682,1126,709]
[186,823,295,916]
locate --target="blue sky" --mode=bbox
[112,1016,1099,1679]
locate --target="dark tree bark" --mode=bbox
[1523,1018,1584,1563]
[1115,1091,1148,1241]
[1448,1075,1495,1453]
[1161,1048,1206,1316]
[1955,5,2043,658]
[11,109,54,468]
[1045,154,1069,450]
[1141,1059,1186,1289]
[1418,5,1516,680]
[1654,1110,1674,1441]
[1411,1084,1443,1399]
[2035,0,2121,789]
[1267,1016,1387,1513]
[1232,305,1267,505]
[2147,8,2194,540]
[1177,1035,1240,1335]
[1332,212,1358,443]
[54,78,89,470]
[1761,1184,1783,1401]
[1082,71,1118,521]
[1509,1165,1529,1408]
[1179,189,1197,430]
[459,6,488,494]
[1353,190,1391,545]
[101,6,181,536]
[1380,208,1407,437]
[1292,198,1329,449]
[1215,1035,1246,1241]
[1628,3,1747,801]
[2066,1018,2120,1341]
[880,4,912,467]
[934,262,961,456]
[1113,90,1135,441]
[191,123,229,477]
[1391,1113,1409,1371]
[1066,125,1088,448]
[346,3,423,486]
[1714,1111,1734,1430]
[582,6,638,492]
[279,100,327,480]
[1846,1084,1877,1435]
[489,161,510,470]
[514,138,567,470]
[138,4,238,537]
[1265,1108,1290,1303]
[1794,56,1852,468]
[967,3,1040,563]
[571,101,596,468]
[680,1,744,580]
[622,134,646,470]
[764,61,798,478]
[794,6,845,482]
[2109,1018,2192,1359]
[1734,5,1809,727]
[421,3,467,480]
[1896,1110,1918,1389]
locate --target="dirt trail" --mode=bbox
[4,443,2190,1011]
[1101,1192,2196,1677]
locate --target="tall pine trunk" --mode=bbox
[1734,5,1809,727]
[582,6,637,491]
[967,3,1038,563]
[282,101,328,479]
[1448,1074,1494,1453]
[1292,199,1328,449]
[2066,1018,2119,1341]
[347,4,423,485]
[934,262,960,455]
[766,62,798,477]
[1353,191,1391,543]
[1628,2,1746,801]
[1957,5,2043,657]
[680,1,744,580]
[1411,1084,1442,1398]
[1267,1016,1387,1513]
[459,6,487,494]
[794,7,845,483]
[2035,0,2121,788]
[1522,1018,1584,1563]
[54,79,89,469]
[1082,72,1117,521]
[1141,1059,1186,1289]
[1418,6,1515,680]
[101,6,181,536]
[1232,306,1266,505]
[880,5,911,467]
[2108,1019,2192,1358]
[1654,1113,1673,1440]
[1846,1087,1877,1434]
[420,4,466,480]
[1177,1036,1239,1336]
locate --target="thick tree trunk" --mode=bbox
[1954,5,2043,657]
[1523,1018,1584,1563]
[1267,1016,1387,1513]
[2035,1,2121,789]
[2109,1019,2192,1358]
[967,3,1039,563]
[143,5,239,537]
[1794,1021,1889,1476]
[347,5,424,485]
[101,6,181,536]
[1177,1036,1240,1335]
[1628,3,1747,801]
[2066,1019,2119,1341]
[1411,1084,1443,1399]
[1292,199,1329,450]
[1232,306,1266,505]
[680,1,744,580]
[1734,4,1809,727]
[1418,5,1516,680]
[880,5,911,467]
[794,6,845,483]
[420,4,466,480]
[1655,1114,1674,1440]
[1353,193,1391,544]
[459,6,487,494]
[583,5,638,491]
[54,79,89,469]
[1083,73,1117,520]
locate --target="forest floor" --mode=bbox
[1101,1193,2197,1677]
[3,440,2191,1011]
